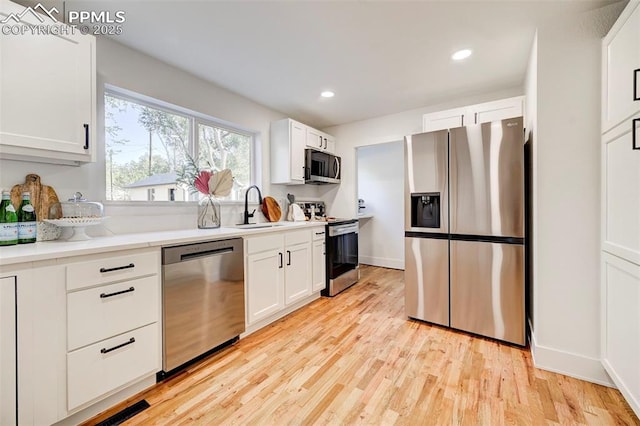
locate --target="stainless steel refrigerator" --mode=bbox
[404,117,525,345]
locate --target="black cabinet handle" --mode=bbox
[633,118,639,150]
[287,250,291,266]
[315,231,325,235]
[83,123,89,150]
[100,263,135,273]
[100,286,135,299]
[319,136,322,148]
[474,112,478,124]
[101,337,135,354]
[634,69,639,101]
[278,252,283,269]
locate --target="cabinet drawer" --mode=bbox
[67,275,159,351]
[312,227,326,241]
[285,229,311,246]
[67,323,159,411]
[246,234,282,255]
[67,251,159,291]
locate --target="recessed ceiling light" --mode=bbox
[452,49,472,61]
[321,91,335,98]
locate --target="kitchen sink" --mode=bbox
[230,223,287,229]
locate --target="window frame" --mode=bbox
[104,84,258,204]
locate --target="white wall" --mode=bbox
[322,87,523,219]
[527,3,625,386]
[356,141,404,269]
[0,37,321,232]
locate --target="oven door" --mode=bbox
[327,225,358,279]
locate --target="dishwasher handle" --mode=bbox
[180,247,233,262]
[162,238,243,265]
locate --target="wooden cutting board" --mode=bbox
[261,196,282,222]
[10,174,61,220]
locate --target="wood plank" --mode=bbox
[83,265,639,426]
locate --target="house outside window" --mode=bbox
[104,88,255,202]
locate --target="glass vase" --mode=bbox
[197,196,221,229]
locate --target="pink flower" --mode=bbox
[194,170,212,195]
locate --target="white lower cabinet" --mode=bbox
[17,264,67,426]
[0,276,16,426]
[246,227,324,328]
[312,229,326,292]
[67,275,159,351]
[284,231,312,305]
[67,323,159,410]
[9,247,161,425]
[601,253,640,414]
[246,243,285,324]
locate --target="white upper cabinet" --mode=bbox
[306,127,325,150]
[270,118,306,185]
[603,1,640,132]
[306,126,336,154]
[422,96,524,132]
[467,96,524,125]
[0,0,96,165]
[422,107,466,132]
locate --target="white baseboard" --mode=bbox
[530,331,614,387]
[359,255,404,270]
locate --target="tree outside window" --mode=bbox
[104,91,253,202]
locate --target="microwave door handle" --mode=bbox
[333,157,340,179]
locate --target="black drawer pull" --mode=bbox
[101,337,135,354]
[100,263,135,273]
[633,118,639,150]
[287,250,291,266]
[83,123,89,150]
[315,231,325,235]
[278,252,283,269]
[100,286,135,299]
[634,69,639,101]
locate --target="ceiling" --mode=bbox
[56,1,621,127]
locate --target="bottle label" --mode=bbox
[22,205,35,213]
[18,222,37,240]
[5,205,15,213]
[0,223,18,242]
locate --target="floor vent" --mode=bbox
[95,399,150,426]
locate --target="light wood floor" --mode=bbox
[86,265,639,425]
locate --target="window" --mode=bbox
[104,88,255,202]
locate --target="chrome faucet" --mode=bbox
[243,185,263,224]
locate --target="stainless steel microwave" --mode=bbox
[304,149,341,184]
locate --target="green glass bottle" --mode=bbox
[17,192,37,244]
[0,190,18,246]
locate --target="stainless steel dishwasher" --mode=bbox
[160,238,244,377]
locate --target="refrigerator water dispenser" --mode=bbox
[411,192,440,228]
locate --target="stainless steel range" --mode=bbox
[295,200,360,296]
[324,218,359,296]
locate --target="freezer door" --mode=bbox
[450,240,525,345]
[450,117,524,238]
[404,130,449,233]
[404,237,449,326]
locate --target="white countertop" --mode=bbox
[0,221,326,268]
